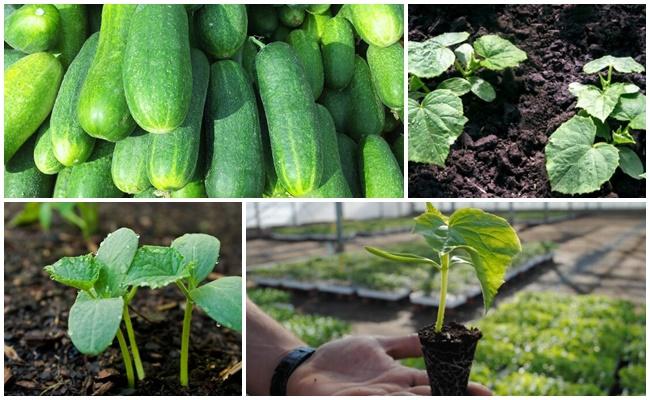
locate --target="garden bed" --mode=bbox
[408,5,646,198]
[4,203,242,395]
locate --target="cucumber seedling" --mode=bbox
[10,202,98,239]
[45,228,145,388]
[408,32,526,166]
[123,233,242,387]
[545,55,646,195]
[366,203,521,395]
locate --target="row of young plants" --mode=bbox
[248,287,351,347]
[44,228,242,388]
[250,240,555,295]
[407,30,645,195]
[403,292,645,396]
[5,4,404,199]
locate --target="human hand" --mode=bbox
[286,335,492,396]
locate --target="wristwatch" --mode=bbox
[270,346,316,395]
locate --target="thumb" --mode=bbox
[377,334,423,359]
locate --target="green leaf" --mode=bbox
[611,92,646,130]
[612,127,636,145]
[545,115,619,194]
[171,233,221,285]
[430,31,469,47]
[190,276,242,332]
[44,254,101,291]
[617,147,645,180]
[474,35,527,71]
[437,77,471,96]
[408,39,455,78]
[94,228,139,297]
[467,76,496,102]
[408,89,468,166]
[578,110,611,140]
[454,43,474,69]
[365,246,440,268]
[39,203,53,231]
[583,55,645,74]
[416,206,521,311]
[8,203,41,227]
[569,82,637,122]
[125,246,192,289]
[68,292,124,355]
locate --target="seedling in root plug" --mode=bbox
[123,233,242,387]
[44,228,145,388]
[365,203,521,395]
[546,55,646,195]
[408,33,526,166]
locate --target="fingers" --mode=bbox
[407,385,432,396]
[377,335,422,359]
[468,382,492,396]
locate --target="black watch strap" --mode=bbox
[270,346,316,395]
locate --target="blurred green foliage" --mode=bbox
[9,202,99,239]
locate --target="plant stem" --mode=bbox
[116,327,135,388]
[122,306,145,381]
[180,298,194,387]
[434,253,450,333]
[249,36,266,49]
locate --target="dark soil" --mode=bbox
[408,5,646,198]
[418,322,482,396]
[4,203,242,395]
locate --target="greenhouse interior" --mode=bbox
[246,202,646,396]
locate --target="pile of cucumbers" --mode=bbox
[4,4,404,198]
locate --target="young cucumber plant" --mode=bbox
[365,203,521,331]
[123,233,242,387]
[44,228,145,388]
[545,55,646,195]
[10,202,99,239]
[408,32,526,166]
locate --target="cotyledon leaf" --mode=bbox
[569,82,639,122]
[454,43,474,69]
[171,233,221,285]
[68,292,124,355]
[437,77,471,96]
[44,254,101,291]
[408,89,468,166]
[474,35,527,71]
[617,147,645,180]
[94,227,139,296]
[190,276,242,332]
[545,115,619,194]
[583,55,645,74]
[467,76,495,102]
[611,92,646,130]
[124,246,192,289]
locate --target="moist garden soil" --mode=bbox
[408,5,646,198]
[418,322,482,395]
[4,203,242,395]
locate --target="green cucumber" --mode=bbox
[5,136,55,198]
[367,42,404,110]
[132,187,161,198]
[33,119,63,175]
[5,52,63,163]
[53,167,72,197]
[321,17,355,90]
[195,4,247,59]
[302,11,331,41]
[337,132,362,197]
[111,128,151,194]
[383,108,400,133]
[279,6,304,28]
[205,60,265,197]
[63,141,123,198]
[305,105,352,198]
[249,5,278,37]
[348,55,385,140]
[307,5,331,15]
[392,134,404,171]
[171,179,207,198]
[318,88,351,134]
[349,4,403,48]
[4,4,61,53]
[123,5,191,133]
[147,48,209,191]
[257,94,288,198]
[4,49,26,69]
[272,25,290,42]
[77,4,137,141]
[236,36,259,84]
[52,5,88,68]
[359,135,403,198]
[50,33,98,167]
[256,42,322,196]
[287,29,324,100]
